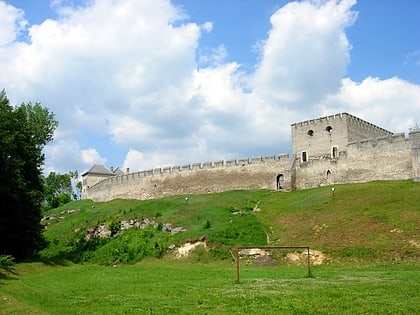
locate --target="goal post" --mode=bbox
[235,246,312,283]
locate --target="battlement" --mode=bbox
[83,112,418,202]
[346,113,393,136]
[292,112,393,136]
[89,153,291,190]
[291,112,348,128]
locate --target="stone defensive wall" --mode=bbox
[87,154,293,202]
[294,133,414,190]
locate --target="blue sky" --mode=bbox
[1,0,419,175]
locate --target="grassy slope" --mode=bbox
[40,180,420,263]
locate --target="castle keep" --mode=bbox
[82,113,420,202]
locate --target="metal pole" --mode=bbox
[307,247,311,276]
[236,246,240,283]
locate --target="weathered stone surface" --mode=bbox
[82,113,420,202]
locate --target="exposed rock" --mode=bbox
[176,241,207,258]
[286,253,300,263]
[239,248,268,256]
[162,223,172,232]
[84,217,185,240]
[286,249,326,265]
[390,228,403,234]
[408,240,419,248]
[171,226,186,234]
[85,223,111,240]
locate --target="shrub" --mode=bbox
[108,217,121,236]
[203,219,211,229]
[0,255,15,269]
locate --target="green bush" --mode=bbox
[0,255,15,268]
[82,228,170,265]
[108,217,121,236]
[203,219,211,229]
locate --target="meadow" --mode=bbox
[1,180,419,314]
[1,260,419,314]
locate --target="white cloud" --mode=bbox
[320,76,420,132]
[123,148,179,172]
[0,1,27,45]
[81,148,106,166]
[201,21,213,33]
[43,139,106,174]
[1,0,419,175]
[198,44,228,66]
[252,0,357,108]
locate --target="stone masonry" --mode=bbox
[82,113,420,202]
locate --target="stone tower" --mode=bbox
[291,112,393,162]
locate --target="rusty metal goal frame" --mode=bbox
[235,246,311,283]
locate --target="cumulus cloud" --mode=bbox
[320,77,420,132]
[0,1,26,45]
[43,139,106,174]
[252,0,357,109]
[0,0,419,174]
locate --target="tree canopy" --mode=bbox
[44,171,80,209]
[0,89,58,260]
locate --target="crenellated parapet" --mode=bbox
[88,153,292,192]
[83,113,419,202]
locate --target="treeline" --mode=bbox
[0,89,78,262]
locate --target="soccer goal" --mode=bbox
[234,246,312,283]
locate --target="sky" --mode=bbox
[1,0,419,176]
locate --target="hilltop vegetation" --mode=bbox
[39,180,419,265]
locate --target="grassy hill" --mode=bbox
[39,180,419,264]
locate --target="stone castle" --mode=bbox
[82,113,420,202]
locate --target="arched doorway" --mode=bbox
[276,174,285,190]
[326,170,332,184]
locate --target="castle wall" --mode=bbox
[294,134,413,190]
[83,113,418,202]
[346,114,393,143]
[409,131,420,181]
[86,155,292,202]
[82,174,113,199]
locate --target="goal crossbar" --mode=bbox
[235,246,311,283]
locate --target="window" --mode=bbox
[307,129,314,136]
[331,146,338,158]
[301,151,308,162]
[326,126,333,134]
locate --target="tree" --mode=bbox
[44,171,77,209]
[0,89,58,260]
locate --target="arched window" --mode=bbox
[326,126,333,134]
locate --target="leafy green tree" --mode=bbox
[44,170,81,209]
[44,172,72,209]
[0,89,58,260]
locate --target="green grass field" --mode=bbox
[1,180,419,314]
[1,260,419,314]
